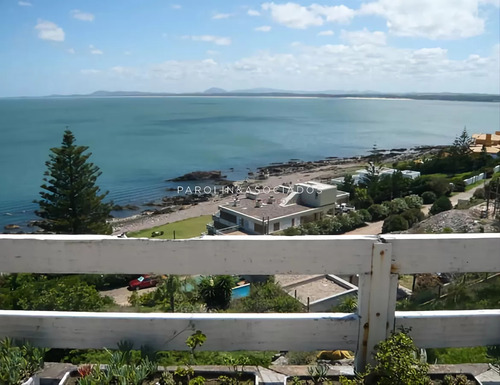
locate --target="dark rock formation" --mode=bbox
[168,170,225,181]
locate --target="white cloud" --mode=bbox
[255,25,272,32]
[89,44,103,55]
[171,4,182,9]
[248,9,261,16]
[479,0,500,6]
[212,13,231,19]
[80,69,101,75]
[83,42,499,94]
[18,1,32,6]
[111,66,139,77]
[67,48,76,54]
[34,19,65,42]
[206,50,220,56]
[124,51,132,55]
[359,0,485,39]
[340,29,386,46]
[70,10,95,22]
[261,2,354,29]
[318,30,334,36]
[184,35,231,46]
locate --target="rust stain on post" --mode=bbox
[361,322,369,349]
[390,263,400,273]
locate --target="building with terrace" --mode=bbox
[208,181,350,235]
[331,167,420,187]
[471,131,500,156]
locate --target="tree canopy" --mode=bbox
[35,130,112,234]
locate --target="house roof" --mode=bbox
[219,191,320,221]
[472,133,500,144]
[470,145,500,154]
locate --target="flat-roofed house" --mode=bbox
[471,131,500,156]
[209,181,349,235]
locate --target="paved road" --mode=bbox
[345,182,486,236]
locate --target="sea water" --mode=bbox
[0,96,498,229]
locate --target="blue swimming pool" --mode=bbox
[231,283,251,299]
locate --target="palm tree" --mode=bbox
[155,275,181,312]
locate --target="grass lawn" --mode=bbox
[128,215,212,239]
[399,274,414,290]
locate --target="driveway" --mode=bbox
[100,286,157,306]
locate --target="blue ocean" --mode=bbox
[0,96,499,230]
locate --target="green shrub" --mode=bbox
[283,227,302,236]
[430,196,453,215]
[357,209,372,222]
[352,187,374,209]
[421,191,437,204]
[198,275,235,311]
[346,211,365,228]
[368,204,389,221]
[401,208,425,227]
[451,178,466,193]
[382,215,409,233]
[0,338,47,385]
[429,177,452,197]
[339,328,430,385]
[13,275,113,311]
[231,280,303,313]
[404,194,423,209]
[383,198,409,215]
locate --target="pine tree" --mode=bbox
[35,130,112,234]
[450,126,473,157]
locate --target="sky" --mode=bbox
[0,0,499,96]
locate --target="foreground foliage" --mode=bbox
[74,332,257,385]
[230,279,303,313]
[0,338,47,385]
[0,274,113,311]
[340,329,430,385]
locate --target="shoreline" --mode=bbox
[111,145,443,235]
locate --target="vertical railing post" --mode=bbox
[355,241,398,371]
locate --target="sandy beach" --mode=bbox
[111,160,366,235]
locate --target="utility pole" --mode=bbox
[494,181,499,217]
[485,183,490,218]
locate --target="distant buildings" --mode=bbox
[208,181,349,235]
[331,167,420,186]
[471,131,500,156]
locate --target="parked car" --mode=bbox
[128,275,158,290]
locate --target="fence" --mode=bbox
[1,233,499,371]
[463,172,486,186]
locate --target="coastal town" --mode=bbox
[109,130,500,237]
[1,128,499,384]
[1,0,500,381]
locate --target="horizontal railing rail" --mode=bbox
[1,234,499,370]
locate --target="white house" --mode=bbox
[209,181,349,235]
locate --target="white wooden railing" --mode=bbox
[1,234,499,371]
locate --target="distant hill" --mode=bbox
[203,87,227,94]
[36,89,500,103]
[231,88,360,94]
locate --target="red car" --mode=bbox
[128,275,158,290]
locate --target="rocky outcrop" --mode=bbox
[112,204,140,211]
[169,171,226,181]
[4,224,20,230]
